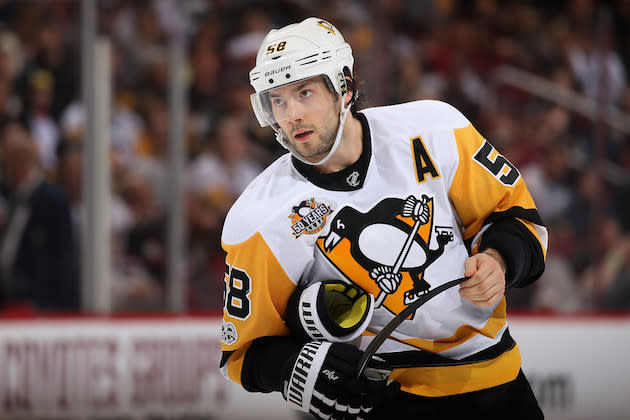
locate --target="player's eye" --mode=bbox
[271,97,285,107]
[300,89,313,98]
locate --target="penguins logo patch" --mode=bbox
[317,195,454,315]
[289,198,333,238]
[317,20,336,35]
[222,320,238,345]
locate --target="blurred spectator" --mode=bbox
[115,0,167,63]
[521,139,574,226]
[119,166,164,256]
[187,114,262,224]
[117,165,166,309]
[527,221,588,312]
[566,167,600,239]
[566,9,627,108]
[579,216,630,309]
[135,94,168,159]
[54,137,133,244]
[186,114,262,310]
[224,8,270,68]
[0,119,79,311]
[111,229,163,312]
[59,96,145,171]
[54,138,83,239]
[131,94,171,209]
[20,68,60,172]
[0,30,23,118]
[188,17,223,138]
[55,137,161,312]
[15,7,78,121]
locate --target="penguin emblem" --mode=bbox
[316,195,453,313]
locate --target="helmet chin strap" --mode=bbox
[277,94,351,166]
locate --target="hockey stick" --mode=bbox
[374,217,422,307]
[356,276,468,378]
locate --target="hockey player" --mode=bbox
[220,17,546,419]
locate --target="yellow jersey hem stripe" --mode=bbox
[390,343,521,397]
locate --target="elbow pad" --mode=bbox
[286,280,374,343]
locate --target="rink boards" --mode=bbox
[0,314,628,420]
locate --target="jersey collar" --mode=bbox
[291,112,371,191]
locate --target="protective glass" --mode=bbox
[250,75,333,128]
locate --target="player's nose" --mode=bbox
[285,99,305,123]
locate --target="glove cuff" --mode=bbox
[284,341,331,413]
[296,281,374,342]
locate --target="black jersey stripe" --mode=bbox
[484,206,545,227]
[369,328,515,370]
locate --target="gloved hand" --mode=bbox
[286,280,374,343]
[283,341,387,419]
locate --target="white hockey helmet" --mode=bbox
[249,17,355,165]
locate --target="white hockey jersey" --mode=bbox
[221,100,547,397]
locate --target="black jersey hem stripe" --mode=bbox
[220,350,234,368]
[369,328,515,370]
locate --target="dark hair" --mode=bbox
[344,67,363,118]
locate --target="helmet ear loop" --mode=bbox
[341,72,358,109]
[333,74,353,114]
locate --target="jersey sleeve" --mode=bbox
[220,232,298,389]
[447,121,548,287]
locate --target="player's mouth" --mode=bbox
[293,129,314,142]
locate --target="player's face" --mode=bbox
[269,77,340,163]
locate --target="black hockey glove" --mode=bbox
[283,341,387,420]
[286,280,374,343]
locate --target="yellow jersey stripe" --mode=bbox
[390,343,521,396]
[450,124,537,241]
[222,233,296,380]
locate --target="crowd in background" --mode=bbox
[0,0,629,314]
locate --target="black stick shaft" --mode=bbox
[356,276,468,378]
